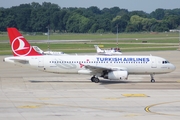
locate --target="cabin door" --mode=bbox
[38,58,44,68]
[151,58,157,68]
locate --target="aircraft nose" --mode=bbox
[170,64,176,71]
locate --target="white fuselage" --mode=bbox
[4,55,175,75]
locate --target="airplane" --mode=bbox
[94,45,122,55]
[32,46,68,56]
[3,27,176,83]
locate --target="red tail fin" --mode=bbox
[7,28,42,56]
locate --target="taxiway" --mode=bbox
[0,51,180,120]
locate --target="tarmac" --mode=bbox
[0,51,180,120]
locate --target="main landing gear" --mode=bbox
[150,74,155,83]
[91,76,100,83]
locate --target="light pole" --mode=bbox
[47,25,50,51]
[179,30,180,50]
[116,24,118,48]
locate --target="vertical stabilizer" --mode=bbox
[94,45,104,53]
[7,28,42,56]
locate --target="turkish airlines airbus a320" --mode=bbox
[3,28,176,83]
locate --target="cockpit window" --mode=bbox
[162,61,170,64]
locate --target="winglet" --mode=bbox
[7,28,42,56]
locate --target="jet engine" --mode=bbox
[106,71,128,80]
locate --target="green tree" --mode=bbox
[111,16,128,33]
[141,18,157,31]
[0,8,6,31]
[127,15,143,31]
[129,10,149,18]
[153,21,169,32]
[89,23,99,33]
[1,2,180,33]
[66,13,90,33]
[3,9,17,29]
[11,4,32,31]
[150,8,165,20]
[163,15,180,29]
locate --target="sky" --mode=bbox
[0,0,180,13]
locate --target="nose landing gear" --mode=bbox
[150,74,155,83]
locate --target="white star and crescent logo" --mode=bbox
[11,36,32,56]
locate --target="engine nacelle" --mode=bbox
[107,71,128,80]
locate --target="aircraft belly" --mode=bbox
[128,67,169,74]
[46,69,78,74]
[44,66,78,74]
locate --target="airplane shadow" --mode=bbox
[99,80,179,85]
[29,79,178,84]
[29,80,90,83]
[98,80,153,85]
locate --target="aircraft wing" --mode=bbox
[84,64,127,74]
[84,65,108,73]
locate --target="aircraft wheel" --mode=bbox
[94,78,100,83]
[91,76,95,82]
[150,74,155,83]
[151,79,155,83]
